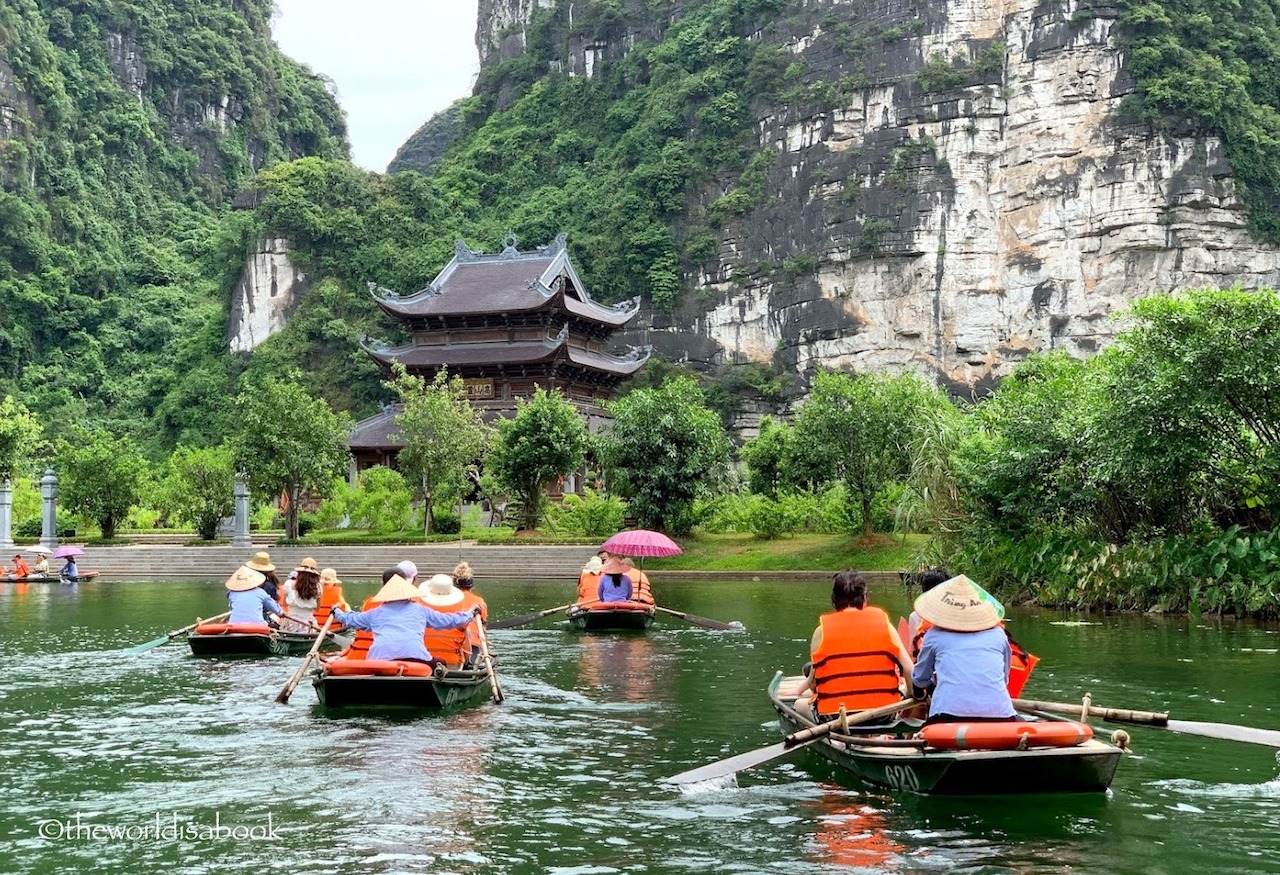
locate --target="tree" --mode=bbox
[0,395,43,481]
[230,376,352,539]
[348,465,414,534]
[596,376,730,533]
[792,370,928,535]
[56,428,149,539]
[387,364,490,535]
[488,387,587,530]
[157,444,236,540]
[739,415,794,497]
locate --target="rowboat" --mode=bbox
[311,658,492,709]
[567,601,655,631]
[187,623,338,658]
[0,572,100,584]
[769,673,1123,795]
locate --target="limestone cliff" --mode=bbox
[475,0,1280,394]
[228,236,309,354]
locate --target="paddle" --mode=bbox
[665,697,916,785]
[1014,697,1280,749]
[472,614,504,704]
[652,604,740,632]
[489,600,598,630]
[123,611,232,655]
[280,614,354,649]
[275,613,336,704]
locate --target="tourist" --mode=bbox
[11,554,30,579]
[452,561,488,622]
[597,558,633,603]
[577,555,603,604]
[314,563,351,629]
[906,566,952,656]
[225,565,283,626]
[332,574,478,664]
[619,556,654,604]
[32,553,49,575]
[279,566,328,632]
[795,570,914,723]
[61,555,79,579]
[395,559,419,587]
[421,573,483,667]
[910,575,1017,724]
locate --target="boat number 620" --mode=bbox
[882,765,920,792]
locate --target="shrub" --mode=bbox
[433,510,462,535]
[545,489,627,537]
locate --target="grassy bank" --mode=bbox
[645,533,924,572]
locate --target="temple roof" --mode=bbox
[369,233,640,327]
[362,330,651,377]
[346,406,403,450]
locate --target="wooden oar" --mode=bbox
[665,698,915,785]
[280,614,354,649]
[1014,697,1280,748]
[275,613,336,704]
[489,600,598,630]
[652,604,739,631]
[472,615,504,704]
[122,611,231,655]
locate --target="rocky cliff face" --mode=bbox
[479,0,1280,395]
[228,235,308,354]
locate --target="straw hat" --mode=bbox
[912,575,1005,632]
[246,551,274,572]
[294,557,319,574]
[420,573,465,607]
[602,558,629,576]
[370,574,423,604]
[319,568,341,586]
[226,565,267,592]
[582,556,603,574]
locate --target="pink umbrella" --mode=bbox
[600,529,682,558]
[53,545,84,559]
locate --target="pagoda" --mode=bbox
[347,233,650,472]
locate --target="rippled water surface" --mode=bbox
[2,576,1279,874]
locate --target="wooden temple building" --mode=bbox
[346,233,650,474]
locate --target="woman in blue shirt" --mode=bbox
[225,565,284,626]
[597,558,633,603]
[910,575,1016,724]
[332,574,477,664]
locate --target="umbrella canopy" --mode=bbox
[53,545,84,559]
[27,546,52,555]
[601,529,683,559]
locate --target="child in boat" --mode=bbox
[225,566,283,626]
[332,574,477,665]
[11,555,29,579]
[910,575,1016,725]
[597,559,633,603]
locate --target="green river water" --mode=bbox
[2,576,1279,874]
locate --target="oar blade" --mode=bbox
[1168,720,1280,748]
[487,612,548,631]
[121,635,171,655]
[665,741,797,786]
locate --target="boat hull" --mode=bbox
[1,572,99,584]
[769,674,1122,795]
[568,605,655,631]
[187,630,329,657]
[313,668,491,709]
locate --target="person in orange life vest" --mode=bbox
[910,575,1016,724]
[419,573,482,668]
[907,567,952,656]
[313,561,351,630]
[332,573,476,664]
[337,569,396,661]
[795,570,913,723]
[619,556,654,605]
[11,555,30,579]
[451,561,488,623]
[597,558,633,603]
[577,555,603,604]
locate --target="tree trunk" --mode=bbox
[422,474,433,536]
[286,485,301,539]
[101,515,115,540]
[862,495,873,536]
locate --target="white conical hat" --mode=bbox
[912,575,1005,632]
[225,566,266,592]
[370,574,422,604]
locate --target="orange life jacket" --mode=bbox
[629,569,654,605]
[339,596,378,660]
[577,571,601,603]
[422,594,481,668]
[811,607,905,716]
[460,590,488,624]
[314,582,349,630]
[11,557,29,579]
[914,619,1038,697]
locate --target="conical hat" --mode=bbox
[370,574,422,604]
[912,575,1005,632]
[225,565,266,592]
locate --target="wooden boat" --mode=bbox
[1,571,100,584]
[567,600,655,631]
[769,673,1123,795]
[311,658,492,709]
[187,623,337,658]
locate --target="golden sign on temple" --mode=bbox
[463,378,495,399]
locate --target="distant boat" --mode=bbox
[311,658,492,710]
[187,623,338,658]
[567,601,655,631]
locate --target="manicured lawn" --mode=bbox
[644,532,925,572]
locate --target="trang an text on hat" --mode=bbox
[912,574,1004,632]
[246,551,274,572]
[371,574,422,604]
[226,566,267,591]
[421,573,466,607]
